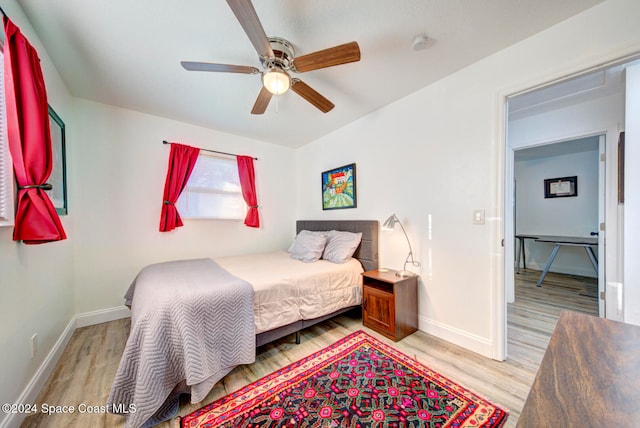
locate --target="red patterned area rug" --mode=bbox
[181,330,508,427]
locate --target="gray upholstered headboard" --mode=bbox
[296,220,379,272]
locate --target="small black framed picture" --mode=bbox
[544,176,577,198]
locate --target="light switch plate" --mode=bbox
[473,209,485,225]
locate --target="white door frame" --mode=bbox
[597,134,607,317]
[491,51,640,361]
[494,84,625,361]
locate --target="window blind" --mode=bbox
[0,48,15,227]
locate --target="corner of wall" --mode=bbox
[418,316,494,358]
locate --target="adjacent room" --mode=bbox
[509,137,601,366]
[2,1,640,427]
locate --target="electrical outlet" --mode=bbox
[473,209,485,225]
[31,333,37,359]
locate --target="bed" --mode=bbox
[108,220,378,428]
[255,220,378,346]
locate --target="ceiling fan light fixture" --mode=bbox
[262,68,291,95]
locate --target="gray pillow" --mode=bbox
[322,230,362,264]
[289,230,328,263]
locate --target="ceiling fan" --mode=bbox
[181,0,361,114]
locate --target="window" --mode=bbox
[0,48,15,227]
[176,154,245,220]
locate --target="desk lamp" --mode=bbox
[382,213,420,277]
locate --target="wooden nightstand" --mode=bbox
[362,269,418,341]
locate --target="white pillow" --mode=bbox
[289,230,328,263]
[287,231,317,252]
[322,230,362,264]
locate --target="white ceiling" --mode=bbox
[18,0,603,148]
[515,136,600,161]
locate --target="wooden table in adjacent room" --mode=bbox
[518,310,640,427]
[515,234,598,286]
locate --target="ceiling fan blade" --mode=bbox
[291,79,335,113]
[181,61,260,74]
[251,86,272,114]
[292,41,360,73]
[226,0,274,59]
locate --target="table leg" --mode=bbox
[537,244,561,287]
[516,237,522,274]
[522,239,527,269]
[585,246,598,274]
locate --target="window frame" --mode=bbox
[176,153,246,221]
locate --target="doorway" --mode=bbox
[514,136,602,306]
[508,137,602,362]
[502,64,626,360]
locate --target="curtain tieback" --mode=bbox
[163,200,174,205]
[18,183,53,190]
[249,205,258,208]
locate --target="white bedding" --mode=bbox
[215,250,363,333]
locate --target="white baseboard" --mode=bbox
[0,307,131,428]
[75,306,130,328]
[418,315,493,358]
[0,318,76,428]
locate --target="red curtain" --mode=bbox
[3,18,66,244]
[236,155,259,228]
[159,142,200,232]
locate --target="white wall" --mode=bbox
[0,0,75,416]
[71,99,296,314]
[624,63,640,325]
[515,144,599,277]
[296,0,640,358]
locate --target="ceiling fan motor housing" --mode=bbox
[262,37,295,71]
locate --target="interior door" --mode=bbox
[598,135,606,317]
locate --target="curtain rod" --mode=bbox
[162,140,258,160]
[0,5,8,19]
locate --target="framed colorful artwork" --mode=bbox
[321,163,357,210]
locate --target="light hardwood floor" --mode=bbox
[21,269,597,428]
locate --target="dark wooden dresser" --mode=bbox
[518,310,640,427]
